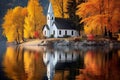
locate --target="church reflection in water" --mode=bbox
[1,46,120,80]
[43,46,82,80]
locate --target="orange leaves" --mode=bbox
[2,0,45,42]
[77,0,120,35]
[77,0,100,18]
[2,7,27,42]
[51,0,69,18]
[24,0,45,39]
[21,8,28,16]
[82,14,109,35]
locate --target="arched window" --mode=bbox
[72,31,73,35]
[48,17,49,20]
[65,31,67,35]
[59,30,61,35]
[52,17,53,20]
[53,30,55,35]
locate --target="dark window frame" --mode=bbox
[65,31,67,35]
[72,31,74,35]
[59,30,61,35]
[53,30,55,35]
[52,17,53,20]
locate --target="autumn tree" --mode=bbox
[2,7,27,43]
[24,0,46,39]
[2,9,15,42]
[67,0,84,31]
[76,0,120,35]
[12,7,27,43]
[51,0,68,18]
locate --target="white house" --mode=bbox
[42,2,79,38]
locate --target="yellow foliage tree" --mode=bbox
[24,0,46,39]
[76,0,120,35]
[2,9,15,42]
[51,0,69,18]
[2,7,27,43]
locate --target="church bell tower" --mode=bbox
[47,2,55,28]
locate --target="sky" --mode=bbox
[0,0,49,25]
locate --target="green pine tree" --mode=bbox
[67,0,84,33]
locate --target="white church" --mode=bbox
[42,2,79,38]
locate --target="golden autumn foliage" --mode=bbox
[2,0,46,42]
[76,0,120,35]
[51,0,69,18]
[2,9,15,42]
[2,7,27,43]
[24,0,46,39]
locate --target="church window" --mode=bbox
[65,31,67,35]
[48,17,49,20]
[72,31,73,35]
[59,30,61,35]
[53,30,55,35]
[52,17,53,20]
[59,54,61,60]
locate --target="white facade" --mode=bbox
[43,27,50,37]
[43,2,79,38]
[56,29,79,37]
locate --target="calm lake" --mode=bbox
[0,43,120,80]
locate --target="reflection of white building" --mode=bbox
[43,51,57,80]
[43,48,79,80]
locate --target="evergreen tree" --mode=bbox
[67,0,84,33]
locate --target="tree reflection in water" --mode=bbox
[76,47,120,80]
[1,46,120,80]
[2,46,46,80]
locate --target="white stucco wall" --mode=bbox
[57,29,79,37]
[43,26,79,38]
[50,24,58,38]
[43,27,50,37]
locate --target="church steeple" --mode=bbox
[48,2,53,14]
[47,2,55,28]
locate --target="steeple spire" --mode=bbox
[48,2,54,14]
[47,1,55,28]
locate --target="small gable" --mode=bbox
[42,25,50,31]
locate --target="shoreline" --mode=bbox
[18,37,120,48]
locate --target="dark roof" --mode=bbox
[54,18,76,30]
[42,24,49,31]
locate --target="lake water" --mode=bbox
[0,44,120,80]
